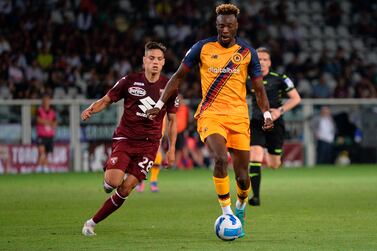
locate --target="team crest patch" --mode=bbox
[110,157,118,165]
[211,54,219,59]
[231,53,243,63]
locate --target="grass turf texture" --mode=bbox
[0,165,376,251]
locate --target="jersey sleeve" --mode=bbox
[165,89,179,114]
[106,77,128,103]
[248,48,262,79]
[182,40,205,69]
[282,74,295,92]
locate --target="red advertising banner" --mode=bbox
[283,142,304,167]
[0,144,70,174]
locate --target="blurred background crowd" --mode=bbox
[0,0,377,101]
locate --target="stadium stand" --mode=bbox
[0,0,376,101]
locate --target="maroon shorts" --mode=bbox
[105,139,160,181]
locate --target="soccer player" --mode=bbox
[248,47,301,206]
[147,4,273,237]
[81,42,178,236]
[35,95,57,173]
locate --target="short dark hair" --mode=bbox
[145,41,166,53]
[215,3,240,17]
[256,47,271,56]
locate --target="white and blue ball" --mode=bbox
[214,214,242,241]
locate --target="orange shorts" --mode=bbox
[197,116,250,151]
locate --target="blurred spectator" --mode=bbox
[35,95,57,173]
[312,75,332,98]
[313,106,336,164]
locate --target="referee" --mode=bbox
[248,47,301,206]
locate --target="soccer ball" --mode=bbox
[214,214,242,241]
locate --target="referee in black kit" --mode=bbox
[247,47,301,206]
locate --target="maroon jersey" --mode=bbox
[107,72,179,142]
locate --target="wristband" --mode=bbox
[263,111,272,120]
[155,100,165,110]
[279,106,285,114]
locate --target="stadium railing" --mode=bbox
[0,98,376,171]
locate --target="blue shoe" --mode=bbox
[235,208,245,238]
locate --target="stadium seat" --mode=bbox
[53,87,66,99]
[337,26,350,38]
[310,26,322,38]
[325,39,337,51]
[310,1,323,12]
[323,26,336,38]
[311,39,323,51]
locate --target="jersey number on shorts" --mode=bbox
[138,157,154,173]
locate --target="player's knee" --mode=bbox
[213,154,228,169]
[236,176,249,189]
[104,178,122,190]
[117,183,133,197]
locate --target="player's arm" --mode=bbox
[253,77,273,130]
[81,95,112,121]
[165,112,178,166]
[147,64,189,119]
[271,89,301,120]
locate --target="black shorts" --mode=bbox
[250,118,285,155]
[175,132,185,151]
[37,137,54,153]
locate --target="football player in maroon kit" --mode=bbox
[81,42,178,236]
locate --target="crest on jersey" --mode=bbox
[211,54,219,59]
[128,87,146,97]
[110,157,118,165]
[231,53,243,63]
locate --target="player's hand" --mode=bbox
[269,108,281,121]
[146,107,161,120]
[262,118,274,131]
[81,107,93,121]
[165,148,176,167]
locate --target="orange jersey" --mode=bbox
[182,37,262,119]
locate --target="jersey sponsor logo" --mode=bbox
[211,54,219,59]
[128,87,146,97]
[133,81,145,86]
[208,67,240,74]
[231,53,243,63]
[137,96,156,117]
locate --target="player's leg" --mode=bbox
[266,153,282,169]
[249,119,266,206]
[150,147,162,192]
[227,129,251,238]
[249,146,264,206]
[82,173,138,236]
[206,134,232,215]
[198,117,232,215]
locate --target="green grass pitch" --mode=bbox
[0,165,376,250]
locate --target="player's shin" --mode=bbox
[249,161,261,206]
[249,161,261,198]
[236,183,250,210]
[213,176,233,215]
[92,189,127,224]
